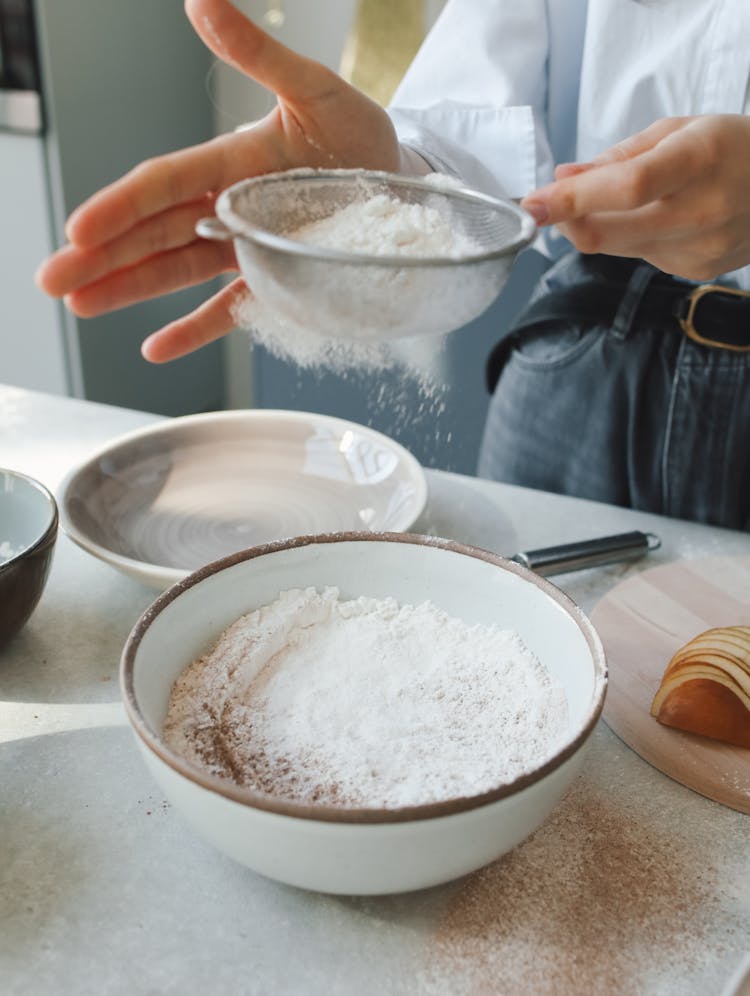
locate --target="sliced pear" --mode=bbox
[651,625,750,749]
[665,655,750,694]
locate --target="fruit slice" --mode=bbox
[651,626,750,749]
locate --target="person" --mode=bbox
[36,0,750,529]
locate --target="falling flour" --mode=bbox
[163,586,569,809]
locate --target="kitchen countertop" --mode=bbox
[1,383,748,996]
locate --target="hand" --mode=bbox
[521,115,750,282]
[35,0,400,362]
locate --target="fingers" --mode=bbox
[58,0,381,255]
[141,277,249,363]
[553,162,594,180]
[64,134,235,249]
[553,180,733,254]
[523,119,699,225]
[558,213,750,282]
[588,117,686,166]
[523,152,678,225]
[64,238,235,317]
[37,196,217,296]
[185,0,337,101]
[527,116,750,280]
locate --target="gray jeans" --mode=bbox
[477,252,750,531]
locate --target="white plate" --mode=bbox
[59,410,427,589]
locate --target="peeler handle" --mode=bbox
[512,530,661,577]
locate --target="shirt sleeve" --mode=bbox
[387,0,555,199]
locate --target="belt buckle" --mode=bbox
[677,283,750,353]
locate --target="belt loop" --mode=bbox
[610,262,659,341]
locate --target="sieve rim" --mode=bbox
[214,168,537,268]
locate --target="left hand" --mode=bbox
[34,0,401,364]
[521,114,750,282]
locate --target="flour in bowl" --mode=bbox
[164,587,569,809]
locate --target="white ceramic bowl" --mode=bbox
[60,409,427,590]
[121,533,607,895]
[0,468,58,646]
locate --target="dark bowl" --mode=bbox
[0,469,58,647]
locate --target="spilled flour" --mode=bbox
[163,587,569,809]
[417,780,739,996]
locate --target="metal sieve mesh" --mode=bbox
[199,169,536,342]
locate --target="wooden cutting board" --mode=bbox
[590,555,750,815]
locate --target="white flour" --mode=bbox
[231,174,482,375]
[164,587,569,809]
[284,192,478,258]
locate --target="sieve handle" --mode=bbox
[511,531,661,576]
[195,217,234,241]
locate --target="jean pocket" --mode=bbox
[510,321,602,371]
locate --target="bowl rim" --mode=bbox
[58,408,428,588]
[0,468,58,574]
[215,167,538,267]
[120,532,608,825]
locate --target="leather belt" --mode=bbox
[485,255,750,393]
[582,255,750,352]
[515,256,750,353]
[672,283,750,352]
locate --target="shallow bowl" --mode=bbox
[59,409,426,590]
[0,468,58,646]
[121,533,607,895]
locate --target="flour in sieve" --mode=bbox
[163,587,569,809]
[283,192,479,258]
[231,176,480,375]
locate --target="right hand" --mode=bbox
[35,0,401,362]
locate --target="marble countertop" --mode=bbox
[1,384,748,996]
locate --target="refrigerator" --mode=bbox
[0,0,226,415]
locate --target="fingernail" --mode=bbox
[523,201,548,226]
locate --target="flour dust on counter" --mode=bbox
[417,780,741,996]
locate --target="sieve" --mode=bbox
[196,168,536,342]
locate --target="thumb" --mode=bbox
[185,0,336,102]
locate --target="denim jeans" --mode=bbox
[477,252,750,530]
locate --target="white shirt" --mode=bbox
[388,0,750,288]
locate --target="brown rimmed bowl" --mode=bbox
[0,468,58,647]
[120,532,607,895]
